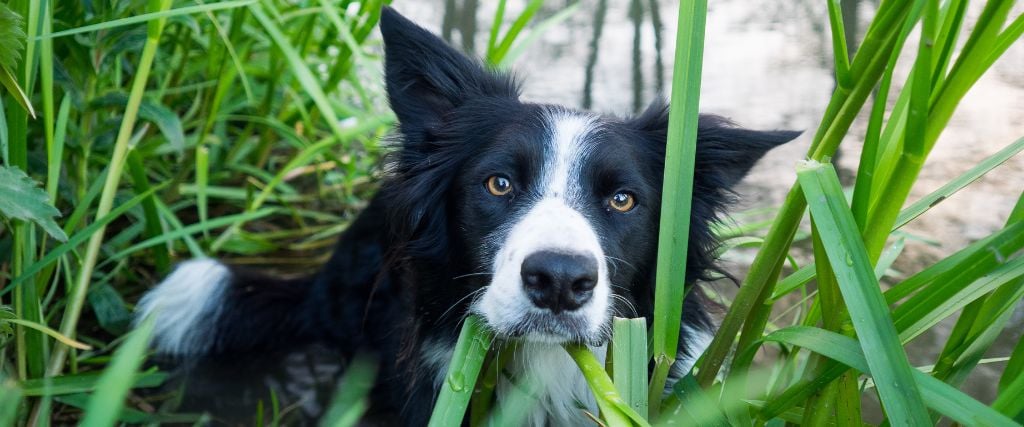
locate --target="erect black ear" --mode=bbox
[379,7,518,140]
[629,100,800,284]
[630,100,801,191]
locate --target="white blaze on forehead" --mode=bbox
[542,111,599,202]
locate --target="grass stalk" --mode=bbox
[698,0,913,387]
[427,315,493,427]
[45,0,173,377]
[796,160,930,425]
[647,0,706,413]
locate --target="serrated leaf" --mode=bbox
[89,93,185,153]
[0,166,67,241]
[0,3,25,70]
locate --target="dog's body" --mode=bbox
[137,8,797,425]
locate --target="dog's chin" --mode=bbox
[489,311,610,346]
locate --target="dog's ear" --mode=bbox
[379,7,518,140]
[629,101,799,283]
[629,100,800,192]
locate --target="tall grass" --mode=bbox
[0,0,1022,425]
[1,0,393,423]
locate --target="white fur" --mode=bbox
[421,337,455,389]
[135,259,230,355]
[667,324,716,390]
[498,342,606,425]
[421,338,605,425]
[474,111,610,342]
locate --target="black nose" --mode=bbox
[521,251,599,314]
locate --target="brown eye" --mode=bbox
[609,192,636,212]
[486,175,513,196]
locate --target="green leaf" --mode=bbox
[89,93,186,153]
[796,160,930,425]
[896,135,1024,228]
[19,371,166,397]
[764,326,1018,427]
[2,183,166,295]
[428,315,493,427]
[38,0,257,40]
[0,166,66,241]
[0,307,90,350]
[661,374,729,426]
[496,3,581,69]
[87,283,133,336]
[320,354,378,427]
[650,0,707,410]
[0,376,22,427]
[80,316,156,427]
[57,393,198,424]
[612,317,648,417]
[565,343,651,427]
[894,253,1024,342]
[0,3,25,70]
[0,65,35,118]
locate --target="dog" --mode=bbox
[136,7,798,425]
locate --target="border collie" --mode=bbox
[136,7,797,425]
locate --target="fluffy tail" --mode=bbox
[136,259,316,357]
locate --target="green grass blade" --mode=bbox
[248,3,348,141]
[565,343,650,427]
[826,0,851,88]
[79,316,155,427]
[487,0,543,65]
[796,160,930,425]
[428,315,493,427]
[496,3,580,69]
[125,151,170,273]
[1001,328,1024,393]
[46,0,173,377]
[700,1,914,387]
[0,315,90,351]
[885,221,1024,304]
[992,359,1024,418]
[320,354,377,427]
[1,183,165,295]
[45,95,68,200]
[660,374,729,426]
[896,136,1024,228]
[18,372,165,397]
[486,0,507,59]
[612,317,648,417]
[649,0,706,411]
[764,326,1018,427]
[0,376,22,427]
[39,0,257,40]
[105,209,276,263]
[196,145,210,240]
[894,255,1024,342]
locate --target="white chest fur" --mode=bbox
[423,339,606,426]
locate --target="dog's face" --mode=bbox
[379,8,798,345]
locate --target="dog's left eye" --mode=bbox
[609,192,636,212]
[485,175,513,196]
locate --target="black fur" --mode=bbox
[144,7,798,424]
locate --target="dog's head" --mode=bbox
[379,8,799,344]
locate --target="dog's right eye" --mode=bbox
[485,175,513,196]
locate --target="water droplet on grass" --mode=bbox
[448,372,465,392]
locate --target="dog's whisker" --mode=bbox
[604,255,637,272]
[451,272,494,281]
[438,287,488,323]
